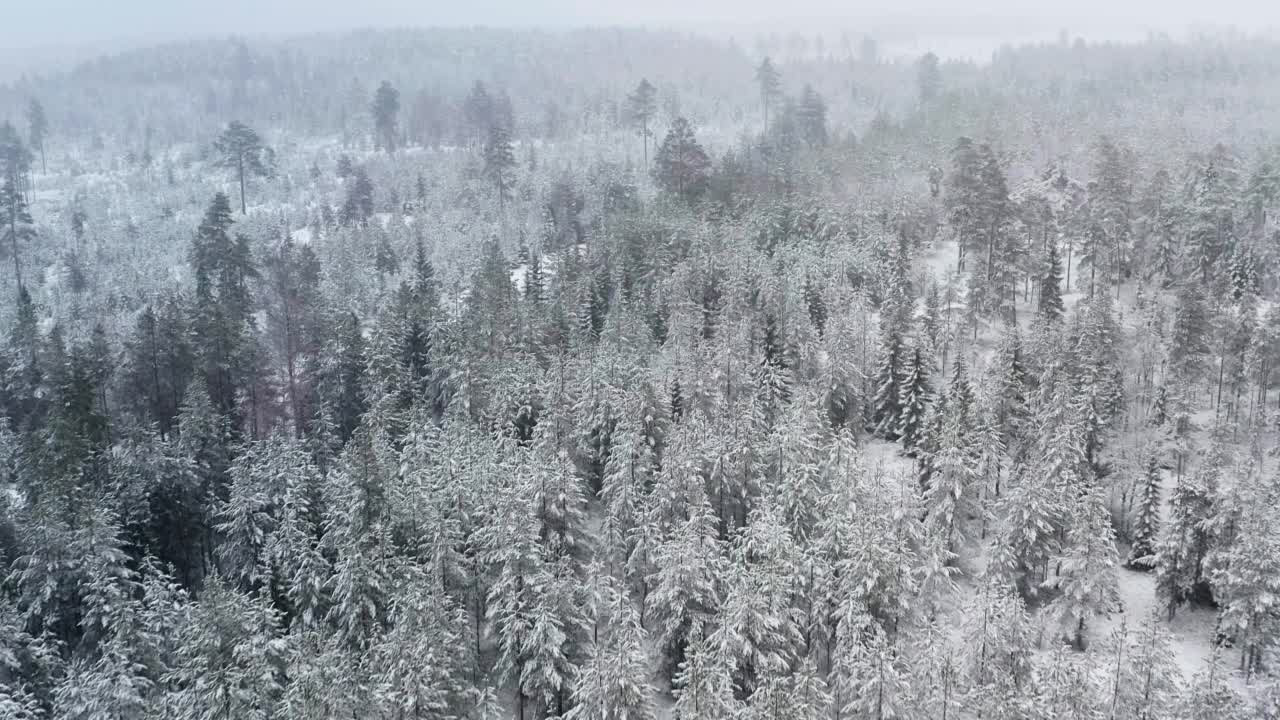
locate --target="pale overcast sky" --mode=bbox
[5,0,1280,52]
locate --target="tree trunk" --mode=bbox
[1109,620,1125,718]
[148,320,162,437]
[1066,238,1073,290]
[10,208,21,292]
[238,155,248,214]
[642,117,649,172]
[1214,341,1227,426]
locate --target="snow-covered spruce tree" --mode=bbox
[957,580,1035,712]
[835,620,916,720]
[163,577,285,720]
[528,377,591,563]
[824,461,929,643]
[896,345,932,455]
[566,586,656,720]
[913,388,947,495]
[1126,449,1163,569]
[1037,640,1105,719]
[1069,290,1125,472]
[705,371,766,538]
[1154,445,1223,618]
[1184,144,1241,284]
[1044,486,1121,650]
[368,562,469,718]
[988,329,1031,466]
[744,656,830,720]
[1168,281,1213,387]
[946,136,986,273]
[755,311,794,428]
[990,362,1087,599]
[871,317,907,439]
[1208,474,1280,678]
[646,500,723,684]
[710,499,803,697]
[672,623,740,720]
[52,514,162,719]
[1100,610,1181,720]
[600,399,655,581]
[54,635,152,719]
[325,525,392,655]
[70,507,142,656]
[257,437,330,629]
[762,388,828,542]
[923,362,982,557]
[480,451,579,718]
[1038,239,1066,322]
[1179,650,1248,720]
[279,631,365,719]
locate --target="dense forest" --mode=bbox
[1,25,1280,719]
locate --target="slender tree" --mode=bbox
[652,117,711,205]
[918,51,942,103]
[213,121,271,214]
[463,80,494,146]
[1039,241,1066,321]
[755,57,781,133]
[626,78,658,171]
[341,167,375,227]
[371,80,401,153]
[1126,451,1162,569]
[483,123,517,210]
[796,84,828,147]
[26,99,48,174]
[897,346,932,454]
[0,172,34,292]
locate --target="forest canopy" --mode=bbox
[1,21,1280,720]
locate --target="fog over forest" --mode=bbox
[2,3,1280,719]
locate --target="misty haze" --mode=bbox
[1,2,1280,719]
